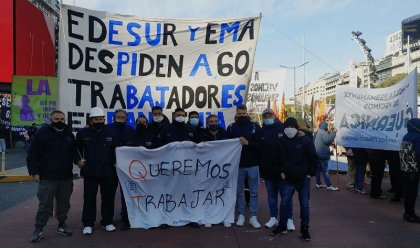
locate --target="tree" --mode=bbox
[376,73,420,95]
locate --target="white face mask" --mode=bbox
[284,128,297,139]
[153,116,164,123]
[175,116,185,123]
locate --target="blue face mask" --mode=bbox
[263,118,275,126]
[189,118,199,126]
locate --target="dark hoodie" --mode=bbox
[148,115,170,147]
[260,121,285,180]
[400,118,420,173]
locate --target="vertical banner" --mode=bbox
[246,69,286,114]
[116,139,242,229]
[58,5,260,131]
[335,69,418,151]
[11,76,57,125]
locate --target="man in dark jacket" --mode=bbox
[227,104,263,229]
[260,108,294,231]
[107,109,136,231]
[76,107,118,235]
[27,110,76,242]
[201,114,228,141]
[399,118,420,223]
[271,117,319,241]
[187,111,205,143]
[148,106,170,147]
[135,116,154,148]
[158,107,196,145]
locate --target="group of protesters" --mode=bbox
[25,104,420,243]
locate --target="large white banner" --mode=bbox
[246,69,286,113]
[336,69,418,151]
[116,139,241,229]
[58,5,260,131]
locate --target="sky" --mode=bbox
[62,0,420,98]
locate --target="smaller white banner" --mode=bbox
[335,68,418,151]
[116,139,242,228]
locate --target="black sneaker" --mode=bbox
[403,213,420,223]
[120,221,130,231]
[57,224,73,236]
[187,222,200,228]
[270,225,287,237]
[30,228,45,242]
[301,228,311,241]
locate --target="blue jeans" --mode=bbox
[354,160,367,191]
[236,166,259,216]
[316,160,332,187]
[265,180,292,219]
[279,178,310,229]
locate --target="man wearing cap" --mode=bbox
[75,107,118,235]
[260,108,295,231]
[227,104,263,229]
[27,110,76,242]
[271,117,319,241]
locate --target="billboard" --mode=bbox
[15,0,56,77]
[0,0,14,83]
[402,13,420,52]
[385,30,402,56]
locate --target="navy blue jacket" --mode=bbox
[27,125,76,180]
[201,127,228,141]
[75,126,117,178]
[260,122,285,180]
[107,122,136,147]
[278,135,319,183]
[158,122,196,145]
[148,115,170,147]
[227,119,263,168]
[135,125,155,149]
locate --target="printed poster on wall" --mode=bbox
[11,76,57,126]
[58,4,260,131]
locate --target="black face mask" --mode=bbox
[92,122,105,130]
[115,122,125,128]
[51,121,65,130]
[237,116,249,124]
[209,124,219,131]
[136,124,146,132]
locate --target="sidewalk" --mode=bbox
[1,174,419,248]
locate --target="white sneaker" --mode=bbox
[103,224,116,232]
[327,186,339,191]
[249,216,261,229]
[82,226,92,235]
[223,222,232,228]
[265,217,278,228]
[204,224,212,228]
[315,184,327,188]
[236,214,245,226]
[287,219,295,231]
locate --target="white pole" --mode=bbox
[302,34,306,120]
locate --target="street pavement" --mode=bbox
[1,147,419,247]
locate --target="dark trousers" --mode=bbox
[35,179,73,227]
[82,175,118,227]
[403,173,419,215]
[369,157,386,197]
[387,152,403,199]
[120,185,129,223]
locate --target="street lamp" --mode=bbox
[280,61,309,117]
